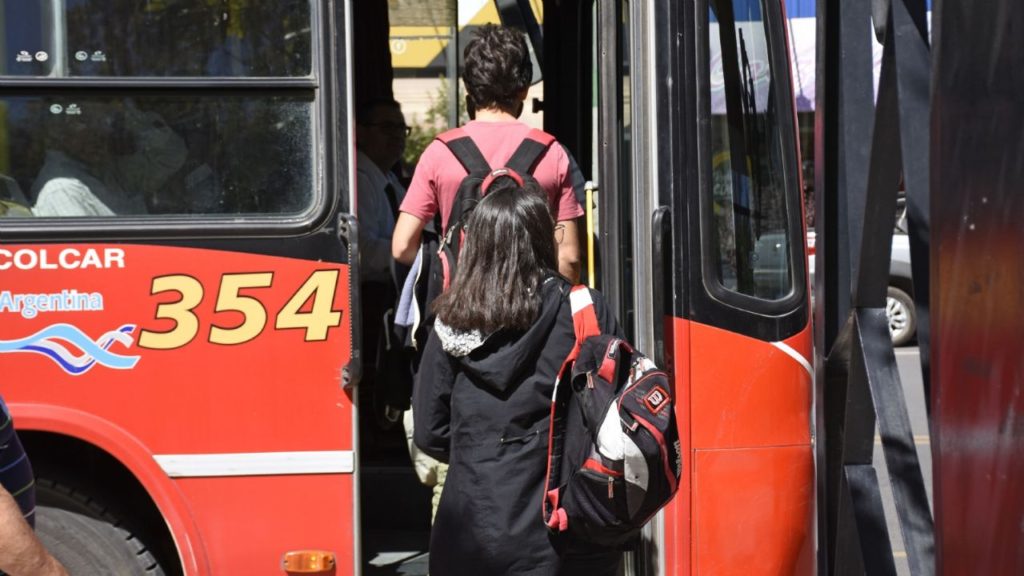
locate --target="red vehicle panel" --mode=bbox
[662,318,813,575]
[1,244,354,574]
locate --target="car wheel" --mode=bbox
[886,286,916,347]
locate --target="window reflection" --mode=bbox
[707,0,792,300]
[0,94,314,217]
[1,0,312,77]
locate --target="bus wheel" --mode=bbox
[34,478,167,575]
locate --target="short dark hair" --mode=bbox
[432,178,556,334]
[463,25,533,115]
[355,98,401,125]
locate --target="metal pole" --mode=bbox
[50,0,67,77]
[447,18,459,127]
[596,0,623,320]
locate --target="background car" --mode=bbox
[806,200,917,347]
[887,231,916,346]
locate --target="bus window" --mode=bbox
[1,1,312,77]
[706,0,793,301]
[0,93,315,217]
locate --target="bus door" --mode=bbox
[570,0,815,573]
[0,2,357,574]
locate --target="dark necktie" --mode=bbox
[383,182,399,219]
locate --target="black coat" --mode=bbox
[414,276,623,576]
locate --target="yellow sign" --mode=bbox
[390,0,547,70]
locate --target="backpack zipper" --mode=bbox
[580,467,619,500]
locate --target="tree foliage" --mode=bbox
[403,79,468,169]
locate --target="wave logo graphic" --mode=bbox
[0,323,140,375]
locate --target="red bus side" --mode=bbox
[1,244,355,574]
[663,319,814,576]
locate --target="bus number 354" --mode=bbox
[137,270,344,349]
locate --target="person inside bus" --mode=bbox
[0,175,32,217]
[391,24,584,284]
[31,103,187,217]
[0,397,69,576]
[412,178,622,576]
[356,97,448,518]
[357,98,408,285]
[356,97,411,426]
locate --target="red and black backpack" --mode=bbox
[543,286,683,547]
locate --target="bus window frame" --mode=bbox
[694,0,807,321]
[0,0,347,242]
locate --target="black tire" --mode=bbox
[34,478,166,575]
[886,286,917,347]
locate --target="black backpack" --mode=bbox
[402,127,556,353]
[543,286,683,547]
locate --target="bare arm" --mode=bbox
[392,212,426,266]
[0,485,68,576]
[556,218,581,284]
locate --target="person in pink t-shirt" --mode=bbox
[391,24,584,282]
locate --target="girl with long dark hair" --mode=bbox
[413,176,622,576]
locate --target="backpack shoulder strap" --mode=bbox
[545,283,601,533]
[554,285,601,383]
[573,290,628,384]
[568,285,601,357]
[505,128,557,175]
[437,127,491,174]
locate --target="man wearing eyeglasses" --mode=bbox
[356,99,444,515]
[356,98,409,284]
[355,99,414,440]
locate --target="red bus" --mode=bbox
[0,0,811,574]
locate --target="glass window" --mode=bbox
[706,0,793,300]
[0,93,315,217]
[0,1,312,77]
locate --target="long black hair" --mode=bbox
[432,177,556,334]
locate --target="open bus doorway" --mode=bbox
[351,1,433,573]
[353,2,561,573]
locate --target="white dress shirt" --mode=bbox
[356,149,406,284]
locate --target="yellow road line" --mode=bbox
[874,435,931,445]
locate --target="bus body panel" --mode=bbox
[10,402,210,574]
[1,243,354,574]
[662,315,693,576]
[662,318,813,575]
[175,474,352,573]
[690,322,812,449]
[694,445,814,575]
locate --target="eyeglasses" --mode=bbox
[365,121,411,136]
